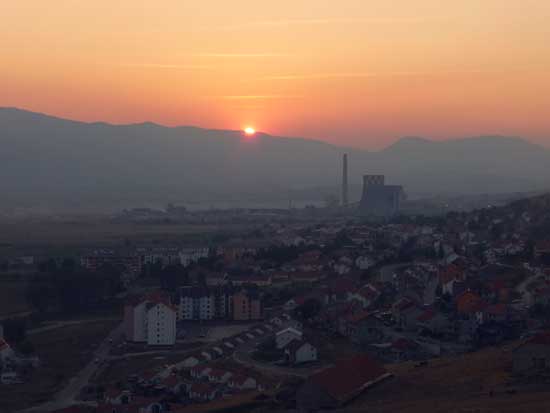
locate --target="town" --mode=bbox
[2,191,550,413]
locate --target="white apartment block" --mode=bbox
[124,295,177,346]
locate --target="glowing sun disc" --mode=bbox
[244,127,256,136]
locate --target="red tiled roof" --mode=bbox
[230,374,252,385]
[190,382,216,395]
[291,271,321,280]
[0,339,10,352]
[392,338,418,351]
[438,264,462,284]
[393,297,415,312]
[355,284,379,300]
[208,368,229,379]
[105,387,125,399]
[535,240,550,251]
[484,303,506,316]
[327,277,357,295]
[342,310,372,324]
[417,309,436,322]
[528,331,550,346]
[309,355,388,403]
[162,375,180,388]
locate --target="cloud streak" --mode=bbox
[117,63,213,70]
[203,17,443,32]
[207,95,305,100]
[260,69,497,81]
[194,53,290,58]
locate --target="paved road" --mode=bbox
[22,322,124,413]
[515,271,542,308]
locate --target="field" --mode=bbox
[0,219,231,251]
[0,319,118,412]
[353,346,550,413]
[0,276,30,318]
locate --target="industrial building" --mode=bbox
[340,154,405,217]
[358,174,404,217]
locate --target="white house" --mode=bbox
[188,383,218,401]
[284,340,318,365]
[177,354,202,368]
[228,374,257,390]
[275,327,303,349]
[355,256,375,270]
[0,371,21,385]
[206,368,233,383]
[348,284,380,309]
[190,365,212,379]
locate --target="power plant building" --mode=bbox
[358,175,404,217]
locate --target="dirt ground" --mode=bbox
[0,319,118,412]
[0,277,30,318]
[0,219,245,250]
[351,346,550,413]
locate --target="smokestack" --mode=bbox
[342,153,348,207]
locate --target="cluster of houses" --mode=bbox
[97,361,265,413]
[96,318,293,413]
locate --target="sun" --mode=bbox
[244,127,256,136]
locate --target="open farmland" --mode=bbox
[0,276,30,318]
[0,219,233,250]
[0,319,118,412]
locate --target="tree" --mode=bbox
[294,298,322,320]
[2,318,27,344]
[160,264,189,290]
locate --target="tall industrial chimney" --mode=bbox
[342,153,349,207]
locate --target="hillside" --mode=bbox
[2,108,550,211]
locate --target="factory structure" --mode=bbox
[340,154,405,217]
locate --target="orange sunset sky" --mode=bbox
[2,0,550,148]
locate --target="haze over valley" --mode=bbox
[2,108,549,213]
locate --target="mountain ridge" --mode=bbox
[1,107,549,211]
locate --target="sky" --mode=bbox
[2,0,550,149]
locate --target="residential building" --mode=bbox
[275,327,303,349]
[124,293,177,346]
[233,289,263,321]
[178,285,234,321]
[284,340,318,365]
[146,301,177,346]
[513,331,550,375]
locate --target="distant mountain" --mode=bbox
[1,107,549,211]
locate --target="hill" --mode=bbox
[2,108,550,211]
[351,345,550,413]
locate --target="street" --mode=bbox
[21,322,124,413]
